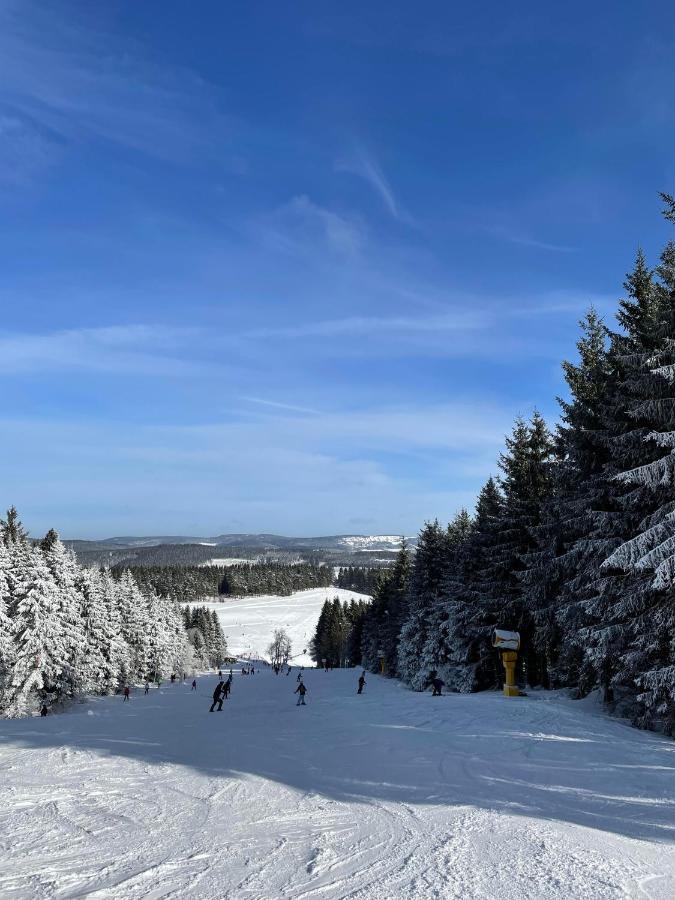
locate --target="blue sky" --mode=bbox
[1,0,674,538]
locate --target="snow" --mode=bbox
[1,672,673,899]
[337,535,409,551]
[200,587,370,666]
[202,557,256,567]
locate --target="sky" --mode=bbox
[1,0,675,539]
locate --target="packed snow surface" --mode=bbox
[202,587,370,666]
[1,670,673,899]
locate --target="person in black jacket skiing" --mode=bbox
[295,682,307,705]
[357,672,366,694]
[210,681,225,712]
[431,677,445,697]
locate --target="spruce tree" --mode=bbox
[397,521,449,688]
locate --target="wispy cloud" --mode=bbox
[0,399,518,535]
[0,0,231,178]
[242,311,489,341]
[484,224,576,253]
[256,195,365,257]
[241,396,322,416]
[336,147,400,218]
[0,325,218,376]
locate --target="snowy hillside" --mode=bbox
[1,670,673,898]
[200,587,371,666]
[336,535,411,551]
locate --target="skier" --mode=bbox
[144,681,150,695]
[191,679,197,691]
[287,666,291,676]
[210,681,225,712]
[251,666,255,675]
[170,673,176,683]
[357,672,366,694]
[431,676,445,697]
[218,669,222,677]
[123,685,130,702]
[296,672,302,682]
[40,704,48,717]
[295,681,308,706]
[223,679,231,700]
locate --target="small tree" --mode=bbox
[268,629,292,669]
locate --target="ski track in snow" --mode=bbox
[0,670,674,899]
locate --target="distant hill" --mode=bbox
[64,533,415,568]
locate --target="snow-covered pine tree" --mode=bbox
[100,568,132,689]
[0,541,16,696]
[117,570,152,681]
[397,520,449,689]
[360,541,410,675]
[520,309,613,688]
[1,506,29,546]
[414,479,504,692]
[6,547,72,716]
[41,531,87,698]
[478,414,555,687]
[583,223,675,730]
[418,509,477,690]
[76,566,113,694]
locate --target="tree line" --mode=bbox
[311,597,370,668]
[0,508,195,718]
[182,605,229,668]
[335,566,384,595]
[321,196,675,734]
[117,562,333,603]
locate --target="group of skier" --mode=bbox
[119,662,446,711]
[209,673,234,711]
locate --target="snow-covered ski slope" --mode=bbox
[201,587,370,666]
[1,670,673,899]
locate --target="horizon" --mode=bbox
[2,1,675,537]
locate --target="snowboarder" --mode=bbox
[144,682,150,695]
[40,704,48,717]
[295,682,307,706]
[431,677,444,697]
[123,686,130,702]
[191,679,197,691]
[210,681,225,712]
[357,672,366,694]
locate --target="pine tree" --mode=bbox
[6,548,71,716]
[520,309,612,687]
[360,541,410,675]
[581,224,675,730]
[397,521,449,688]
[0,541,15,694]
[1,506,29,546]
[41,534,87,698]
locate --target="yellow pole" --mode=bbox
[501,650,519,697]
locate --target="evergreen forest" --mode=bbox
[317,197,675,734]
